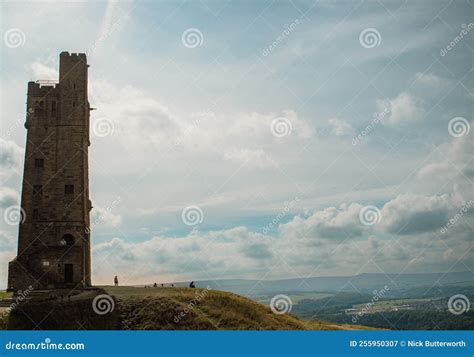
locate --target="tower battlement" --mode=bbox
[60,51,87,59]
[27,81,59,95]
[8,52,92,292]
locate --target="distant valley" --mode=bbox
[183,271,474,330]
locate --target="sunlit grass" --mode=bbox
[0,291,12,300]
[102,286,375,330]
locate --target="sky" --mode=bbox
[0,0,473,288]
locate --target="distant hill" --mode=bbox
[2,287,371,330]
[181,271,474,297]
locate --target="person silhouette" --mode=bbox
[189,281,195,288]
[153,282,157,287]
[114,275,118,287]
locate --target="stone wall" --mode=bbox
[7,52,92,292]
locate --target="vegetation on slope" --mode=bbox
[292,290,474,330]
[1,287,372,330]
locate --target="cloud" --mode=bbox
[0,231,15,250]
[93,237,138,263]
[415,72,445,87]
[240,243,273,260]
[418,136,474,191]
[0,187,19,208]
[378,92,423,125]
[91,204,122,228]
[91,81,179,145]
[224,149,277,169]
[278,191,462,239]
[30,62,59,80]
[328,118,354,136]
[87,195,472,285]
[0,138,23,170]
[91,226,275,284]
[279,202,365,240]
[380,193,451,235]
[90,79,313,157]
[417,161,452,181]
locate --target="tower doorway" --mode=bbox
[64,264,73,283]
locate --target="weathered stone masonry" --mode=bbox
[8,52,92,291]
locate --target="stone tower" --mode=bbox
[8,52,92,291]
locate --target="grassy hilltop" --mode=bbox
[2,287,373,330]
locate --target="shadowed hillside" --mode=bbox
[2,287,373,330]
[106,286,372,330]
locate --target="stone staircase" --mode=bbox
[1,287,101,310]
[0,290,47,309]
[0,298,16,308]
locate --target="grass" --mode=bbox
[0,291,13,300]
[4,288,121,330]
[2,286,375,330]
[103,286,373,330]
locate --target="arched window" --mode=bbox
[61,234,75,246]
